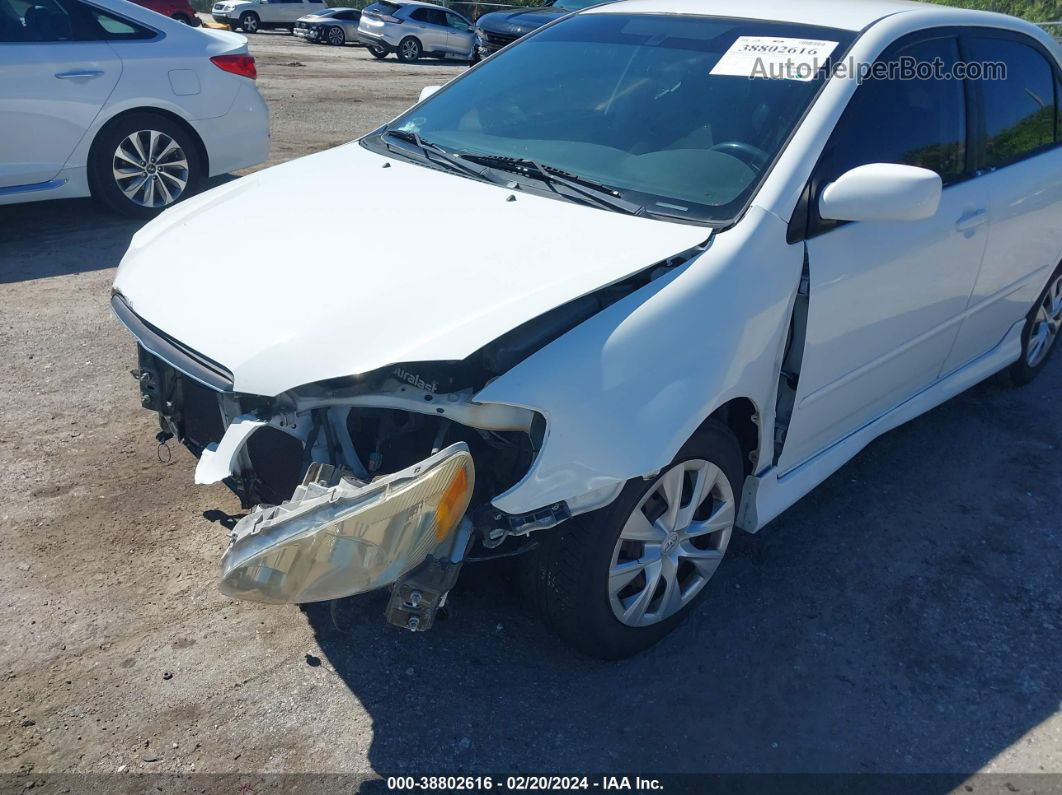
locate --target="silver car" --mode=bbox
[294,7,362,45]
[357,0,474,62]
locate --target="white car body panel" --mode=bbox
[941,148,1062,373]
[0,41,121,188]
[774,171,991,471]
[112,0,1062,536]
[113,143,711,397]
[479,207,800,514]
[0,0,268,206]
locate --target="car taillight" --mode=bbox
[380,14,401,22]
[210,54,256,80]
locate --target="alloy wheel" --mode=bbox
[1027,273,1062,367]
[608,459,735,627]
[401,39,419,59]
[328,26,344,45]
[111,130,189,210]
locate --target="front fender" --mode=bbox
[477,207,803,515]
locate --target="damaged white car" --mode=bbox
[112,0,1062,658]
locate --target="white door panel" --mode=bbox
[778,185,988,471]
[776,32,986,472]
[0,42,121,187]
[942,156,1062,373]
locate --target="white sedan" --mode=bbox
[112,0,1062,657]
[0,0,268,217]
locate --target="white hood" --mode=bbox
[114,143,710,396]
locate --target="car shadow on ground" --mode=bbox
[0,198,140,284]
[0,177,239,285]
[304,362,1061,779]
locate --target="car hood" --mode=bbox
[113,143,710,397]
[476,6,565,35]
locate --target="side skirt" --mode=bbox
[739,318,1026,533]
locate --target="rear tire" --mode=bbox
[171,12,192,24]
[521,419,743,659]
[1009,264,1062,385]
[88,112,202,219]
[239,11,259,32]
[396,36,421,62]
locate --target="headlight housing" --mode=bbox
[220,443,474,604]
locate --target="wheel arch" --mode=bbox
[88,106,210,182]
[702,397,760,480]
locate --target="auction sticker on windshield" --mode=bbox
[710,36,839,81]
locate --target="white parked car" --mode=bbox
[112,0,1062,658]
[212,0,325,34]
[0,0,269,217]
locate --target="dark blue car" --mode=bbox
[472,0,610,61]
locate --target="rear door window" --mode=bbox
[363,0,399,12]
[0,0,152,41]
[967,35,1058,169]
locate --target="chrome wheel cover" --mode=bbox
[608,459,735,627]
[1027,273,1062,368]
[112,130,189,209]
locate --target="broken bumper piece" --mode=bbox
[219,443,475,604]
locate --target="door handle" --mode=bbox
[54,70,104,79]
[956,209,988,233]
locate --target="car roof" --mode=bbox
[586,0,999,33]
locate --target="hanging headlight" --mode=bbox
[220,443,474,604]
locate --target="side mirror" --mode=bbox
[819,163,942,223]
[419,85,441,102]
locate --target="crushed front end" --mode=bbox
[113,293,551,630]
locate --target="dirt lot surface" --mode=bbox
[1,26,1060,784]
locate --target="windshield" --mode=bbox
[369,14,852,224]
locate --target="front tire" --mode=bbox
[521,419,743,659]
[396,36,421,62]
[88,113,202,219]
[368,45,388,59]
[238,11,259,33]
[326,25,345,45]
[171,12,192,24]
[1010,265,1062,385]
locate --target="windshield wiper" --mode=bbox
[460,154,645,216]
[381,129,493,181]
[382,130,492,179]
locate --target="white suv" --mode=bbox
[357,0,473,61]
[212,0,325,33]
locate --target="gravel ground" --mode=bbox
[1,26,1060,783]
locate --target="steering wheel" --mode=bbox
[709,141,770,171]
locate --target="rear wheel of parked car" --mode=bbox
[326,25,345,45]
[238,11,259,32]
[1010,264,1062,385]
[396,36,421,62]
[368,45,388,59]
[521,419,742,659]
[88,113,202,219]
[171,12,192,24]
